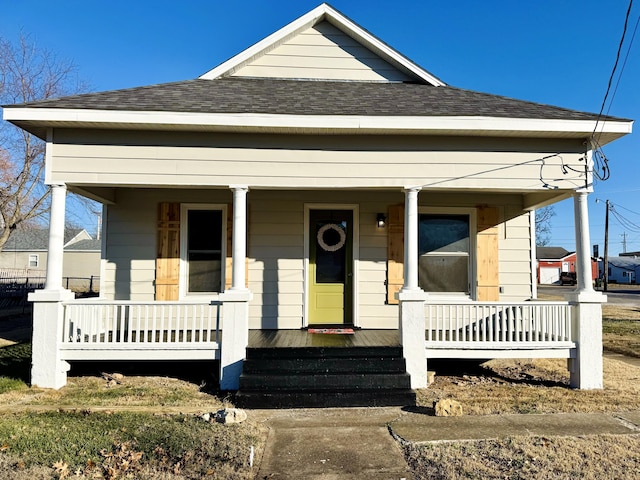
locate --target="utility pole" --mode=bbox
[621,232,627,254]
[604,199,610,292]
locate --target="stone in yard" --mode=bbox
[434,398,463,417]
[215,408,247,424]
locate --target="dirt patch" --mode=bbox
[419,357,640,415]
[404,434,640,480]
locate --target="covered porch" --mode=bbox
[30,182,603,393]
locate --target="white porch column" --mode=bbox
[45,183,68,290]
[566,190,605,389]
[398,186,427,388]
[573,191,595,293]
[29,184,74,389]
[218,185,252,391]
[230,185,248,290]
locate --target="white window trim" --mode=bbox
[28,254,39,268]
[179,203,227,299]
[303,203,360,328]
[418,206,477,301]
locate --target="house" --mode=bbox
[536,246,598,285]
[601,256,640,284]
[2,4,633,402]
[0,228,100,291]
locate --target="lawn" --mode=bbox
[407,300,640,479]
[1,299,640,478]
[0,340,266,479]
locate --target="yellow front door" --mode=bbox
[308,210,353,325]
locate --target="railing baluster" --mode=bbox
[60,301,220,349]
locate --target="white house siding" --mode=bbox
[0,251,46,271]
[230,22,412,82]
[62,251,100,279]
[51,130,586,192]
[0,250,99,286]
[101,188,533,329]
[101,188,231,300]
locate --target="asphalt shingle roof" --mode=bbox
[6,78,627,122]
[64,239,101,251]
[2,229,88,250]
[536,246,573,260]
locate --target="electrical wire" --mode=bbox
[417,153,586,190]
[614,204,640,216]
[605,13,640,120]
[610,206,640,233]
[592,0,635,142]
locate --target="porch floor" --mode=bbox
[248,329,401,348]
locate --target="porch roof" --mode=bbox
[4,78,632,143]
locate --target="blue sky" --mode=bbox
[3,1,639,254]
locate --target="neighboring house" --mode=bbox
[0,228,101,292]
[0,228,100,277]
[536,246,598,285]
[601,256,640,284]
[620,251,640,257]
[2,4,633,400]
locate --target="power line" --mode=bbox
[592,0,635,142]
[605,13,640,119]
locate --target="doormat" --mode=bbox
[308,328,355,334]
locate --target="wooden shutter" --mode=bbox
[476,206,500,301]
[387,204,404,304]
[225,203,250,290]
[156,202,180,300]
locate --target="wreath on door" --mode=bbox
[317,223,346,252]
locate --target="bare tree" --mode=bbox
[535,206,556,246]
[0,34,90,251]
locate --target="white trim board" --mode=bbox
[5,107,631,144]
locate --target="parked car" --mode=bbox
[560,272,577,285]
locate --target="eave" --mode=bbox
[3,107,632,144]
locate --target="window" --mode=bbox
[28,254,39,268]
[181,205,225,295]
[418,213,471,295]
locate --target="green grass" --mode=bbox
[603,319,640,335]
[0,411,264,479]
[0,342,31,392]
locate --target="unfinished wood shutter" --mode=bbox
[387,204,404,304]
[225,203,250,291]
[476,206,500,301]
[156,202,180,300]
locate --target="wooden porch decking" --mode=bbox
[248,329,401,348]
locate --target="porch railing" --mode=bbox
[425,301,573,347]
[61,300,221,350]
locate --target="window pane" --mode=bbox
[187,210,222,293]
[419,255,469,293]
[419,215,469,254]
[316,221,346,283]
[418,214,470,293]
[188,254,222,292]
[188,210,222,251]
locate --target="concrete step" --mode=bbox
[239,372,412,391]
[234,389,416,409]
[242,356,408,374]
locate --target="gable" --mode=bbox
[231,21,412,82]
[200,3,444,85]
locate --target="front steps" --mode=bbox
[234,345,416,408]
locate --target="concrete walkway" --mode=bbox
[251,407,413,480]
[249,407,640,479]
